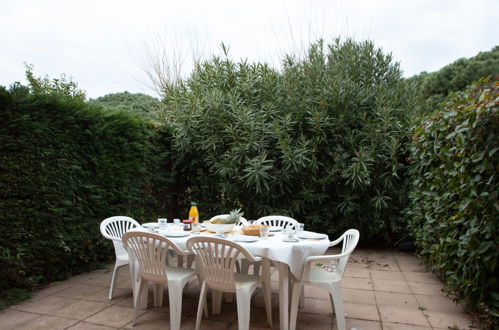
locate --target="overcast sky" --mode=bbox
[1,0,498,98]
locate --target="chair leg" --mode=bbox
[331,283,346,330]
[262,258,273,327]
[253,262,261,276]
[289,282,302,330]
[108,263,121,300]
[240,259,249,274]
[329,292,335,314]
[187,254,195,269]
[195,281,208,330]
[167,281,183,330]
[236,288,252,330]
[262,277,273,327]
[133,279,147,325]
[153,284,163,307]
[212,290,223,314]
[299,285,305,308]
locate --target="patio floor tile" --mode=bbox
[378,305,430,327]
[423,310,473,329]
[0,309,40,329]
[12,315,78,330]
[343,288,376,305]
[343,302,380,321]
[382,322,432,330]
[370,270,404,281]
[343,267,370,278]
[52,284,106,299]
[14,295,79,314]
[415,294,463,313]
[374,291,419,309]
[121,310,173,329]
[84,305,140,328]
[372,279,411,293]
[289,312,333,330]
[403,271,442,284]
[407,282,444,295]
[398,262,427,273]
[337,318,381,330]
[51,300,112,320]
[67,321,119,329]
[341,277,373,291]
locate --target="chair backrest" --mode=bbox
[100,216,140,258]
[255,215,298,230]
[337,229,360,275]
[186,236,256,292]
[209,214,249,227]
[122,231,185,284]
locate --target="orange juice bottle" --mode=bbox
[189,202,199,223]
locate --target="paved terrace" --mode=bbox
[1,249,473,330]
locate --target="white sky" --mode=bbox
[1,0,498,98]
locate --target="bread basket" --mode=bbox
[241,224,268,236]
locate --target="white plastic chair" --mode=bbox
[123,231,197,330]
[187,236,272,330]
[100,216,140,300]
[209,214,249,227]
[289,229,360,330]
[255,215,298,230]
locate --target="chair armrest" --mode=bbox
[328,236,344,248]
[301,252,350,281]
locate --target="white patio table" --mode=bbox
[127,227,330,330]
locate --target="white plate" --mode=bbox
[282,237,300,243]
[142,222,159,229]
[269,226,282,232]
[159,231,190,237]
[232,236,258,243]
[296,231,327,239]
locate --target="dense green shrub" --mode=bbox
[409,46,499,115]
[406,78,498,323]
[89,91,163,119]
[162,39,417,243]
[0,85,174,293]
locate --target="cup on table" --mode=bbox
[297,223,305,232]
[173,218,181,225]
[191,222,201,234]
[260,226,269,239]
[158,218,167,231]
[286,226,296,239]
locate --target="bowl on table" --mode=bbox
[203,220,236,234]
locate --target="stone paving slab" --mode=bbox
[1,248,475,330]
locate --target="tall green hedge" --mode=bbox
[406,78,498,322]
[0,85,174,292]
[162,39,417,243]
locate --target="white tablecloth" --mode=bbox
[134,228,330,278]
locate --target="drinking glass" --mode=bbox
[286,226,296,239]
[260,226,269,239]
[191,222,201,234]
[173,218,181,225]
[297,223,305,232]
[158,218,167,231]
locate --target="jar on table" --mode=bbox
[183,219,192,231]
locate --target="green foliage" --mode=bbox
[0,84,176,294]
[406,78,499,323]
[89,91,163,119]
[24,63,86,101]
[162,39,417,243]
[409,46,499,115]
